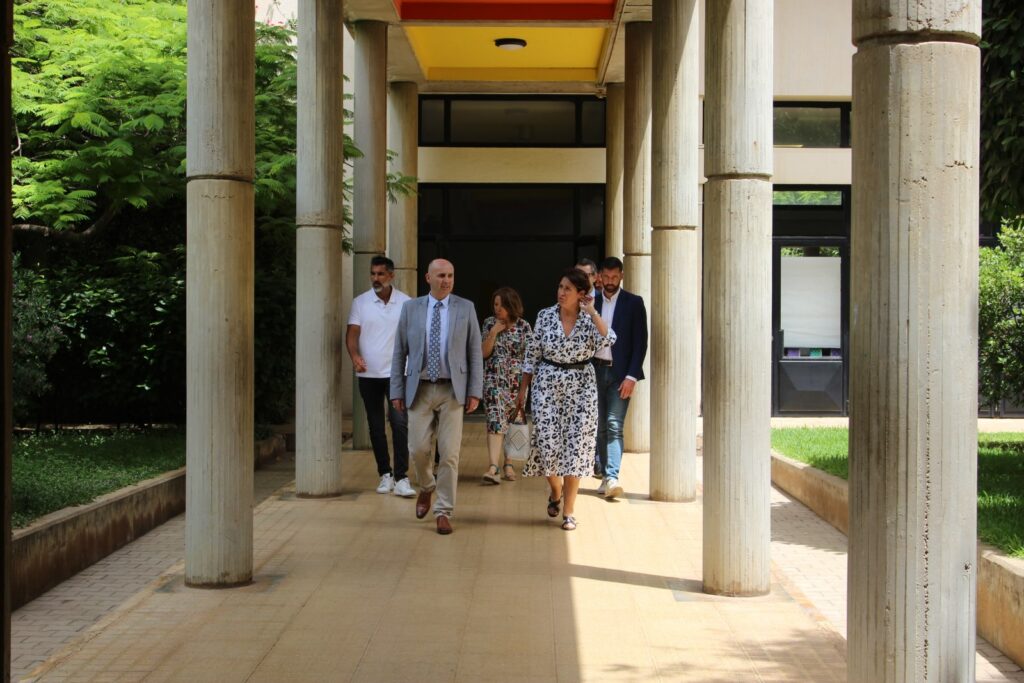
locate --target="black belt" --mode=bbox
[541,358,589,371]
[591,358,613,367]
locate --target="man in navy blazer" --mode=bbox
[593,256,648,499]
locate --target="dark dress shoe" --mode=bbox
[415,490,432,519]
[436,515,453,535]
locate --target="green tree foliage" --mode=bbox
[10,0,416,423]
[981,0,1024,223]
[979,220,1024,407]
[11,0,188,237]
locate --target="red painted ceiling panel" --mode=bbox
[394,0,615,22]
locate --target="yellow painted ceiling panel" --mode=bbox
[405,26,606,81]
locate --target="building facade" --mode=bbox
[1,0,986,680]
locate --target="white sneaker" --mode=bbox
[376,473,394,494]
[605,477,623,499]
[596,477,608,495]
[393,477,416,498]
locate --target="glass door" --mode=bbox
[772,242,848,415]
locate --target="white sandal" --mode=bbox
[482,464,501,485]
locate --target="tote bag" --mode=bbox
[504,419,531,461]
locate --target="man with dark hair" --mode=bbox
[347,255,414,497]
[593,256,648,498]
[575,258,601,298]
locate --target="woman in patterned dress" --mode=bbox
[480,287,532,485]
[513,268,615,530]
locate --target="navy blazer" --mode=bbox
[595,288,649,383]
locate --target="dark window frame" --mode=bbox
[417,182,605,243]
[773,101,852,149]
[418,95,607,148]
[416,183,605,319]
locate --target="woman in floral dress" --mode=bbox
[480,287,532,484]
[513,268,615,530]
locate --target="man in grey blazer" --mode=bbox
[390,259,483,535]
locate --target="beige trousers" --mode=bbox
[408,381,464,517]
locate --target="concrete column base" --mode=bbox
[701,178,771,597]
[350,252,375,451]
[848,37,980,682]
[185,179,255,586]
[295,226,345,497]
[623,253,651,454]
[650,228,698,501]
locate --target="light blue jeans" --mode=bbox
[595,364,630,480]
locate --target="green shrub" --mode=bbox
[979,220,1024,408]
[42,245,186,422]
[12,253,65,421]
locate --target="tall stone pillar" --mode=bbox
[847,2,980,680]
[185,0,255,586]
[351,21,388,450]
[604,83,624,261]
[388,81,419,297]
[622,22,652,454]
[650,0,699,502]
[702,0,772,596]
[295,0,346,498]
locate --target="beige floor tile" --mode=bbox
[18,421,1021,683]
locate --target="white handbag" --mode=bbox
[504,419,531,461]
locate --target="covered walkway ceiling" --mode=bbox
[345,0,651,91]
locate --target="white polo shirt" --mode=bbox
[348,287,411,378]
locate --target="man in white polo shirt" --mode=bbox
[346,256,414,497]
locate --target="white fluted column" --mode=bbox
[295,0,346,497]
[848,1,980,680]
[702,0,773,596]
[605,83,624,262]
[351,21,387,450]
[388,81,419,297]
[622,22,652,454]
[185,0,255,586]
[650,0,699,502]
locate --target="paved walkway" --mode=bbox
[11,419,1024,681]
[11,459,297,680]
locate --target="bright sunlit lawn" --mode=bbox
[12,429,185,528]
[771,427,1024,558]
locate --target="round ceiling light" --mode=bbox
[494,37,527,51]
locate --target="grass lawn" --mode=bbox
[12,429,185,529]
[771,428,1024,558]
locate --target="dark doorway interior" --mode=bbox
[771,187,851,416]
[417,184,604,324]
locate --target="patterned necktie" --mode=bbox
[427,301,442,381]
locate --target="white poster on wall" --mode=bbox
[780,256,841,349]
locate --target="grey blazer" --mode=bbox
[390,294,484,407]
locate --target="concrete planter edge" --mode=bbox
[11,433,286,609]
[770,449,1024,669]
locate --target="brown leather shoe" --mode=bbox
[436,515,453,535]
[415,490,431,519]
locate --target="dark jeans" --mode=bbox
[595,364,630,480]
[358,377,409,480]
